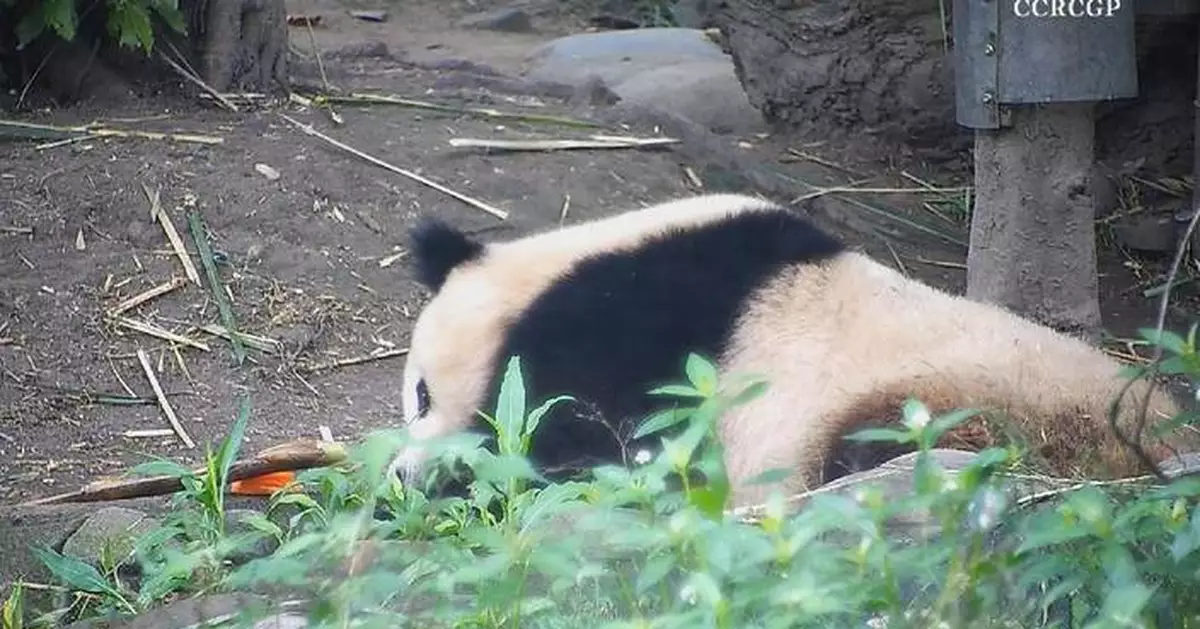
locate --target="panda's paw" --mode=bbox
[387,444,426,485]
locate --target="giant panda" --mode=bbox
[392,192,1193,509]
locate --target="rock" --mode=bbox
[253,613,309,629]
[0,495,276,592]
[458,7,535,33]
[523,28,761,135]
[524,28,727,86]
[608,60,762,134]
[670,0,713,28]
[568,75,621,108]
[1111,212,1180,253]
[801,449,983,542]
[1161,451,1200,478]
[62,506,161,567]
[0,504,93,589]
[419,58,503,76]
[223,509,281,564]
[587,15,640,30]
[61,593,277,629]
[326,41,392,60]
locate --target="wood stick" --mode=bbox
[17,439,347,506]
[136,348,196,449]
[107,277,187,317]
[142,184,202,285]
[278,113,508,220]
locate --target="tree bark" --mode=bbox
[966,103,1102,338]
[188,0,288,93]
[1,0,287,105]
[711,0,966,162]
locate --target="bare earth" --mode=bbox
[0,0,1182,503]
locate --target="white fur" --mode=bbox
[396,193,1192,508]
[394,194,779,483]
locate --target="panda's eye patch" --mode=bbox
[416,378,431,417]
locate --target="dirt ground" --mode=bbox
[0,0,1192,503]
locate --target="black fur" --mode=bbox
[474,206,846,479]
[409,218,486,291]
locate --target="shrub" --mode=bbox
[18,329,1200,629]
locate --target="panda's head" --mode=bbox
[394,218,493,484]
[395,215,597,486]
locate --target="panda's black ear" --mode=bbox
[409,218,485,291]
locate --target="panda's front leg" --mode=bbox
[717,402,822,510]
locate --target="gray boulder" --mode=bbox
[522,28,763,135]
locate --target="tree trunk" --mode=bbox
[966,104,1103,338]
[711,0,967,162]
[187,0,288,93]
[0,0,286,106]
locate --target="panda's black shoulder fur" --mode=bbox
[409,218,486,291]
[482,203,846,477]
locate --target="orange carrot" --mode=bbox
[229,470,298,496]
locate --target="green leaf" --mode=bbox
[3,581,23,629]
[727,377,769,407]
[520,482,588,530]
[745,467,790,486]
[684,353,719,396]
[1158,355,1196,375]
[688,483,729,519]
[635,553,675,595]
[967,446,1012,471]
[524,395,573,443]
[135,548,195,606]
[130,459,193,478]
[493,356,527,455]
[1138,327,1189,356]
[633,407,691,440]
[273,492,322,512]
[1170,506,1200,562]
[648,384,704,398]
[842,427,914,444]
[31,546,119,597]
[926,407,980,441]
[107,1,153,53]
[1085,583,1154,629]
[132,524,184,557]
[236,513,284,541]
[659,410,712,471]
[526,547,581,581]
[216,394,253,491]
[43,0,77,41]
[518,597,557,617]
[450,549,513,584]
[470,452,541,486]
[149,0,187,34]
[1117,364,1148,381]
[1016,515,1092,555]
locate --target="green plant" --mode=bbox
[3,0,186,55]
[28,394,269,625]
[25,331,1200,629]
[2,582,23,629]
[226,345,1200,629]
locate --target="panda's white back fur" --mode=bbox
[716,249,1183,504]
[398,193,1190,508]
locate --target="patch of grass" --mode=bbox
[19,337,1200,629]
